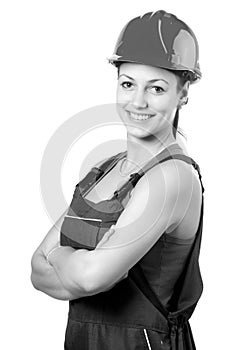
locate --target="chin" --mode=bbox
[127,126,154,139]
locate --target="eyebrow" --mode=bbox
[119,74,169,84]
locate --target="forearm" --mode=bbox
[48,246,95,295]
[49,245,128,295]
[31,251,87,300]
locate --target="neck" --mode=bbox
[123,130,177,172]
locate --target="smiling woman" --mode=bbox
[31,9,205,350]
[116,64,190,144]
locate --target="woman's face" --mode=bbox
[116,63,185,139]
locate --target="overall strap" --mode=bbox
[138,153,205,194]
[129,195,204,319]
[92,151,125,174]
[129,198,204,349]
[128,263,169,318]
[114,153,205,203]
[127,152,204,349]
[79,151,125,197]
[135,143,204,194]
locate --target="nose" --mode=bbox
[131,88,148,109]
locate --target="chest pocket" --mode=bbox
[60,186,125,250]
[60,215,102,250]
[59,152,132,250]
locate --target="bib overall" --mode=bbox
[60,143,205,350]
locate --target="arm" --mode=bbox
[30,208,92,300]
[30,155,118,300]
[48,228,128,296]
[49,159,194,295]
[31,249,77,300]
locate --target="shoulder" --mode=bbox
[132,156,202,212]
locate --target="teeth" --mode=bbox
[129,112,154,120]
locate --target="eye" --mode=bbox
[149,86,165,94]
[120,81,134,90]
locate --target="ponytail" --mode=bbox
[172,109,187,141]
[172,109,179,139]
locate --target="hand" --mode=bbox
[95,225,116,250]
[46,246,76,266]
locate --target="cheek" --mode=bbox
[149,93,178,113]
[116,88,129,104]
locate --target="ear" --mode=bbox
[178,81,190,108]
[181,80,190,99]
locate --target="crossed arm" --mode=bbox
[30,209,80,300]
[31,160,192,301]
[30,211,127,300]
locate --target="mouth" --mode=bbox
[127,111,155,121]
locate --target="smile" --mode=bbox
[128,111,155,121]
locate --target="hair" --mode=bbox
[170,70,190,140]
[116,64,190,140]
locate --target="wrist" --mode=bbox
[46,245,63,266]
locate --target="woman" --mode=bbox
[31,10,205,349]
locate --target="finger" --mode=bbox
[96,228,115,249]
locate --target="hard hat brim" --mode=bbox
[106,57,202,84]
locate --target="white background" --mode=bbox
[1,0,232,349]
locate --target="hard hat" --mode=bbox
[107,10,201,84]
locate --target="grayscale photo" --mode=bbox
[2,1,232,349]
[32,9,204,349]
